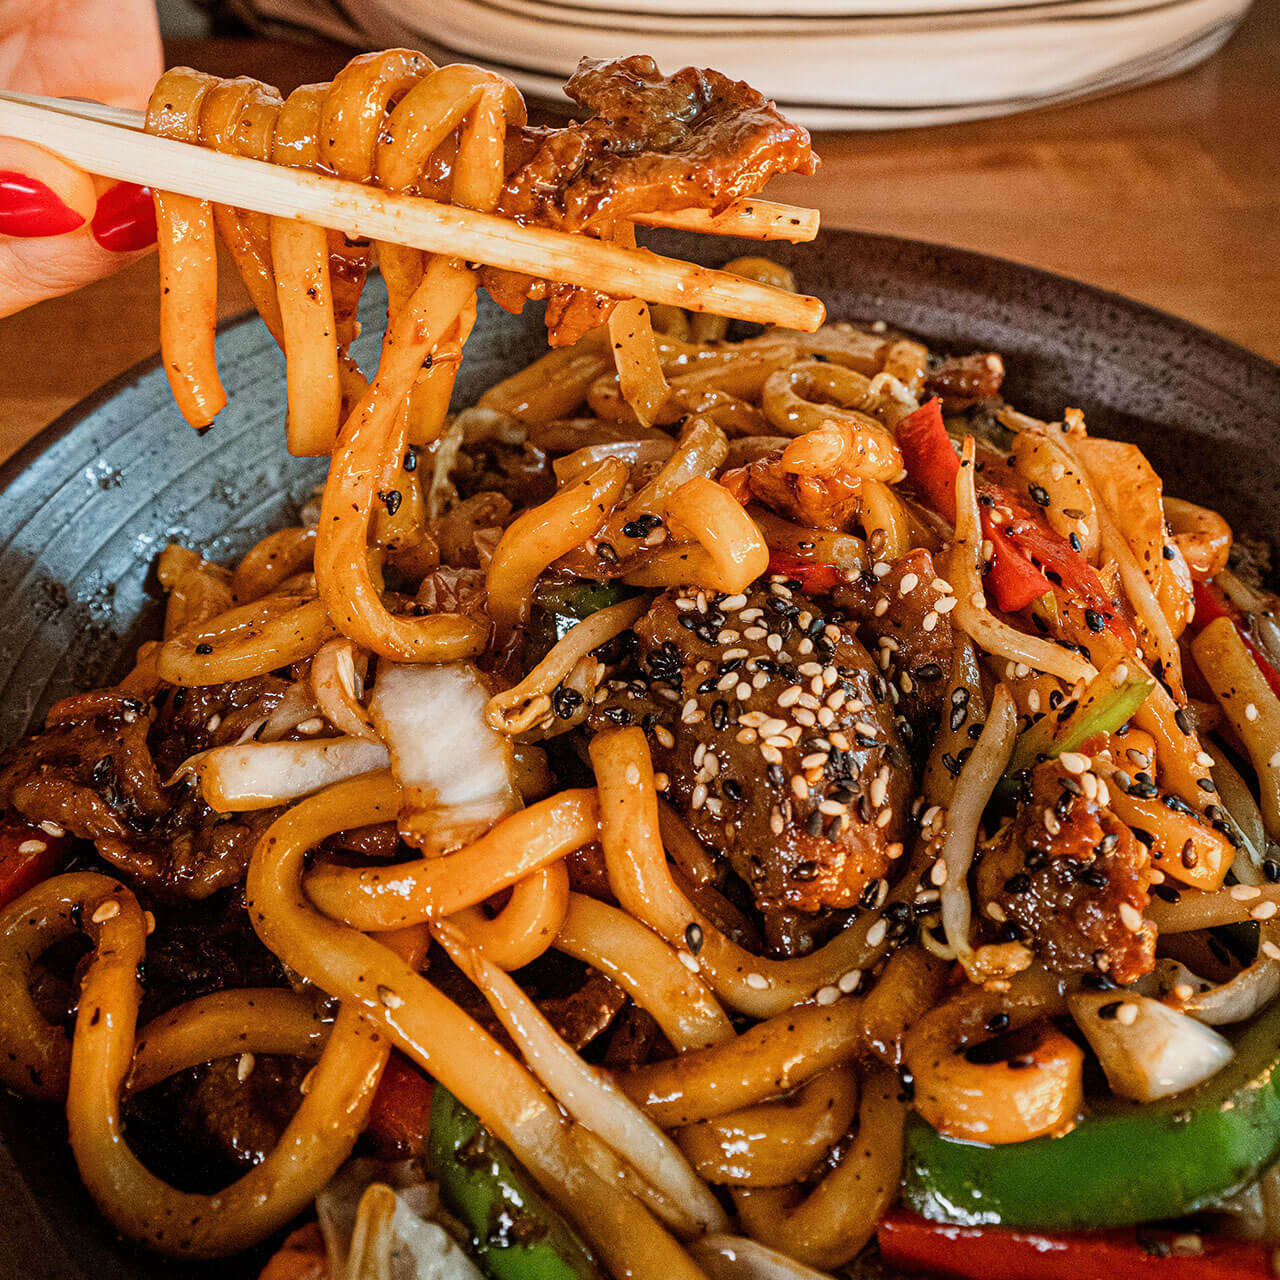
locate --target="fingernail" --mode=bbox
[0,170,86,237]
[91,182,157,252]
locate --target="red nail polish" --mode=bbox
[91,182,157,253]
[0,170,86,237]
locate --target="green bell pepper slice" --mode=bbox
[527,578,638,656]
[901,995,1280,1229]
[427,1086,603,1280]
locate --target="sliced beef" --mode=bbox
[974,756,1155,985]
[835,548,960,755]
[589,581,911,944]
[0,677,288,898]
[924,352,1005,411]
[484,55,815,345]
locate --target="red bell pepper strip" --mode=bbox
[766,551,844,594]
[877,1212,1274,1280]
[1191,579,1280,702]
[364,1051,435,1158]
[897,399,1129,626]
[897,399,1052,612]
[0,819,70,909]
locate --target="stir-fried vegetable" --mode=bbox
[427,1087,603,1280]
[999,661,1154,793]
[1191,579,1280,701]
[530,580,638,652]
[900,995,1280,1229]
[877,1211,1276,1279]
[764,551,844,594]
[0,820,70,909]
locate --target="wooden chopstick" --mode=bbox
[0,95,823,330]
[0,92,819,244]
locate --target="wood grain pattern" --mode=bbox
[0,1,1276,462]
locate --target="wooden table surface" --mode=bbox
[0,0,1277,463]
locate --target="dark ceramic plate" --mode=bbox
[1,229,1278,1280]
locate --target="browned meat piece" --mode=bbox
[502,56,815,233]
[589,581,911,945]
[834,549,960,752]
[484,55,815,345]
[924,352,1005,411]
[0,677,288,897]
[540,970,628,1049]
[974,755,1155,985]
[736,454,864,533]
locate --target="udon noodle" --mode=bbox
[1,43,1279,1280]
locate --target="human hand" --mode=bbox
[0,0,163,317]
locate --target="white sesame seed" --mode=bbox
[899,573,920,595]
[378,984,404,1009]
[1173,982,1195,1001]
[1112,664,1129,685]
[1115,1003,1139,1026]
[1080,772,1099,801]
[721,594,747,611]
[237,1052,256,1083]
[625,763,642,785]
[1231,884,1262,901]
[816,985,840,1006]
[766,634,783,654]
[838,969,862,993]
[676,597,696,611]
[1263,940,1280,961]
[1196,752,1215,768]
[791,775,809,800]
[740,608,763,621]
[735,683,752,701]
[744,626,767,641]
[934,595,958,615]
[770,808,785,835]
[817,707,836,728]
[654,772,670,791]
[761,745,784,765]
[866,919,888,947]
[723,648,749,661]
[717,630,740,644]
[1027,689,1041,713]
[1119,902,1144,931]
[920,611,939,632]
[873,598,890,617]
[986,902,1007,923]
[1246,703,1260,722]
[39,821,65,837]
[794,708,816,726]
[971,592,987,610]
[777,685,803,708]
[144,910,156,935]
[745,973,769,990]
[872,562,892,578]
[930,859,948,886]
[752,672,770,690]
[875,808,893,828]
[1271,751,1280,769]
[206,713,223,732]
[1254,902,1278,921]
[655,725,675,749]
[1043,811,1062,836]
[91,899,120,924]
[736,728,758,744]
[1060,751,1090,775]
[819,799,846,816]
[764,735,792,750]
[801,752,828,770]
[691,783,708,810]
[17,839,46,855]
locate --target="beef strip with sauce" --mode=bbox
[974,753,1156,985]
[481,55,816,346]
[589,581,911,954]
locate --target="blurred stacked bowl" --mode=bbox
[231,0,1251,126]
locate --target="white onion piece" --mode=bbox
[689,1236,835,1280]
[1206,742,1268,882]
[317,1158,483,1280]
[260,680,322,742]
[433,920,729,1238]
[940,684,1017,969]
[198,738,388,812]
[371,663,520,855]
[1069,991,1234,1100]
[1186,958,1280,1027]
[312,638,378,742]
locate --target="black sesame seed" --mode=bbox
[1095,833,1120,854]
[805,811,824,837]
[1097,1001,1122,1020]
[377,488,402,516]
[684,922,704,955]
[602,707,632,725]
[792,861,820,881]
[1174,707,1193,735]
[710,700,728,730]
[1164,794,1196,816]
[1151,882,1182,902]
[1085,608,1107,633]
[768,764,786,788]
[403,449,417,472]
[723,779,742,801]
[550,686,584,719]
[1003,873,1031,894]
[1197,777,1217,792]
[915,663,943,681]
[1078,867,1109,889]
[1069,533,1083,553]
[1162,544,1176,560]
[195,642,213,655]
[596,542,619,565]
[1029,484,1051,507]
[986,1012,1010,1033]
[1264,859,1280,883]
[1131,827,1155,847]
[859,880,882,908]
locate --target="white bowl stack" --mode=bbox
[241,0,1251,127]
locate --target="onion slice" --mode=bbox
[1069,990,1234,1101]
[432,919,729,1238]
[197,738,389,812]
[689,1235,835,1280]
[312,638,378,742]
[371,662,521,855]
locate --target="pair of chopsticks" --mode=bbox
[0,91,825,331]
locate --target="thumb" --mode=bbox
[0,138,155,318]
